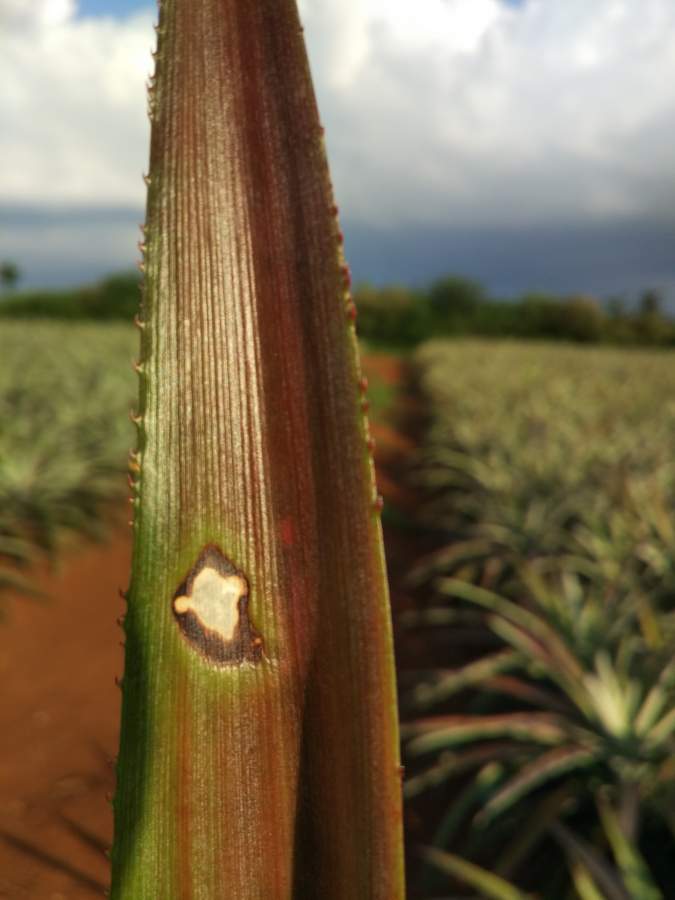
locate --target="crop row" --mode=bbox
[403,339,675,898]
[0,322,136,603]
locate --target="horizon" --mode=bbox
[4,249,673,316]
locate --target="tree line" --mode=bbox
[1,266,673,346]
[356,277,674,346]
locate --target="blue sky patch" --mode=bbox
[78,0,524,18]
[78,0,151,18]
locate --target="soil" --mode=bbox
[0,535,129,899]
[0,353,430,899]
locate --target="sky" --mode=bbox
[1,0,675,302]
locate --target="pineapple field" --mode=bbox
[0,322,136,603]
[1,326,674,896]
[404,340,675,898]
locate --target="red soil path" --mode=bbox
[0,353,421,898]
[0,536,129,899]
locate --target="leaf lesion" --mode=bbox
[172,544,264,665]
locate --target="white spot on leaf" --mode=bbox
[173,567,247,642]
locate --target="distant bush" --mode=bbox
[428,276,485,326]
[355,283,431,347]
[0,261,20,292]
[0,272,140,320]
[516,293,606,342]
[557,295,606,341]
[355,278,675,348]
[84,272,141,319]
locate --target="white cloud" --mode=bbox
[1,0,153,207]
[0,0,75,30]
[2,0,675,229]
[308,0,675,226]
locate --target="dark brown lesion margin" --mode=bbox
[172,544,264,665]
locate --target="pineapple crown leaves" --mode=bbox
[405,574,675,847]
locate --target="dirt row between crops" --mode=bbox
[0,354,429,899]
[0,534,127,899]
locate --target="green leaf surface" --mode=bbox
[570,861,606,900]
[596,794,663,900]
[423,847,537,900]
[408,712,567,755]
[478,746,597,824]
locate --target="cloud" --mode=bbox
[2,0,675,231]
[0,0,153,207]
[0,0,75,30]
[304,0,675,227]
